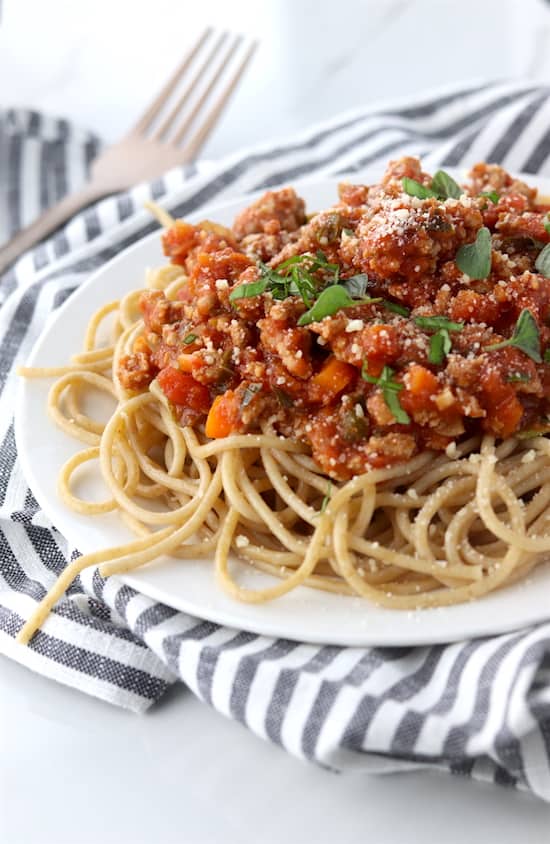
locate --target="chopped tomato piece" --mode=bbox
[162,221,197,265]
[480,369,523,437]
[157,367,210,413]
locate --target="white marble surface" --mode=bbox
[2,1,550,841]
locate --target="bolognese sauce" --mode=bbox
[118,157,550,480]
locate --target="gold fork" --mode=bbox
[0,27,257,276]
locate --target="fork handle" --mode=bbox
[0,182,105,277]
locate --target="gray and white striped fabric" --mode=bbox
[1,80,550,800]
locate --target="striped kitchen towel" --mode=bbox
[1,79,550,800]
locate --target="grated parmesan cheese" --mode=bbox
[235,535,249,548]
[346,319,364,333]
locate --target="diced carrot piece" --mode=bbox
[407,364,439,398]
[133,335,149,355]
[177,354,198,373]
[311,356,356,398]
[205,391,241,438]
[401,364,440,417]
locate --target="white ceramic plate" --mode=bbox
[15,171,550,646]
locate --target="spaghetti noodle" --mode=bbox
[16,158,550,644]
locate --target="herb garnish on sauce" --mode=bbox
[486,309,542,363]
[298,286,381,326]
[229,251,340,306]
[414,316,464,365]
[455,227,492,279]
[402,169,462,201]
[361,364,411,424]
[535,242,550,278]
[480,190,499,204]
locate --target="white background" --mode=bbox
[2,0,550,841]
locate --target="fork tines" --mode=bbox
[130,27,257,154]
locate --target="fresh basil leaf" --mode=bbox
[544,214,550,237]
[268,252,339,306]
[341,274,371,299]
[431,170,462,200]
[241,383,262,408]
[229,278,268,302]
[361,364,410,424]
[485,308,542,363]
[535,242,550,278]
[382,300,410,317]
[402,177,436,199]
[480,190,499,204]
[298,285,354,325]
[384,387,411,425]
[544,349,550,363]
[506,372,531,383]
[428,328,452,365]
[183,333,198,345]
[361,363,399,388]
[414,315,464,332]
[361,364,377,384]
[456,226,492,279]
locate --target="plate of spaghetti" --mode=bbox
[15,157,550,646]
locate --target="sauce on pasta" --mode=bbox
[120,157,550,480]
[15,158,550,645]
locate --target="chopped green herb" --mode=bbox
[517,424,550,439]
[414,315,463,365]
[383,388,411,425]
[183,333,198,345]
[506,372,531,383]
[545,349,550,363]
[485,308,542,363]
[341,273,371,299]
[361,363,402,390]
[456,226,492,279]
[320,481,332,514]
[517,429,539,440]
[535,242,550,278]
[480,190,500,204]
[428,329,452,365]
[298,285,380,326]
[544,214,550,237]
[431,170,462,200]
[414,315,464,332]
[230,252,341,307]
[229,278,268,302]
[342,227,355,237]
[273,252,340,305]
[241,383,262,408]
[402,177,436,199]
[274,389,294,408]
[361,364,411,424]
[382,300,410,317]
